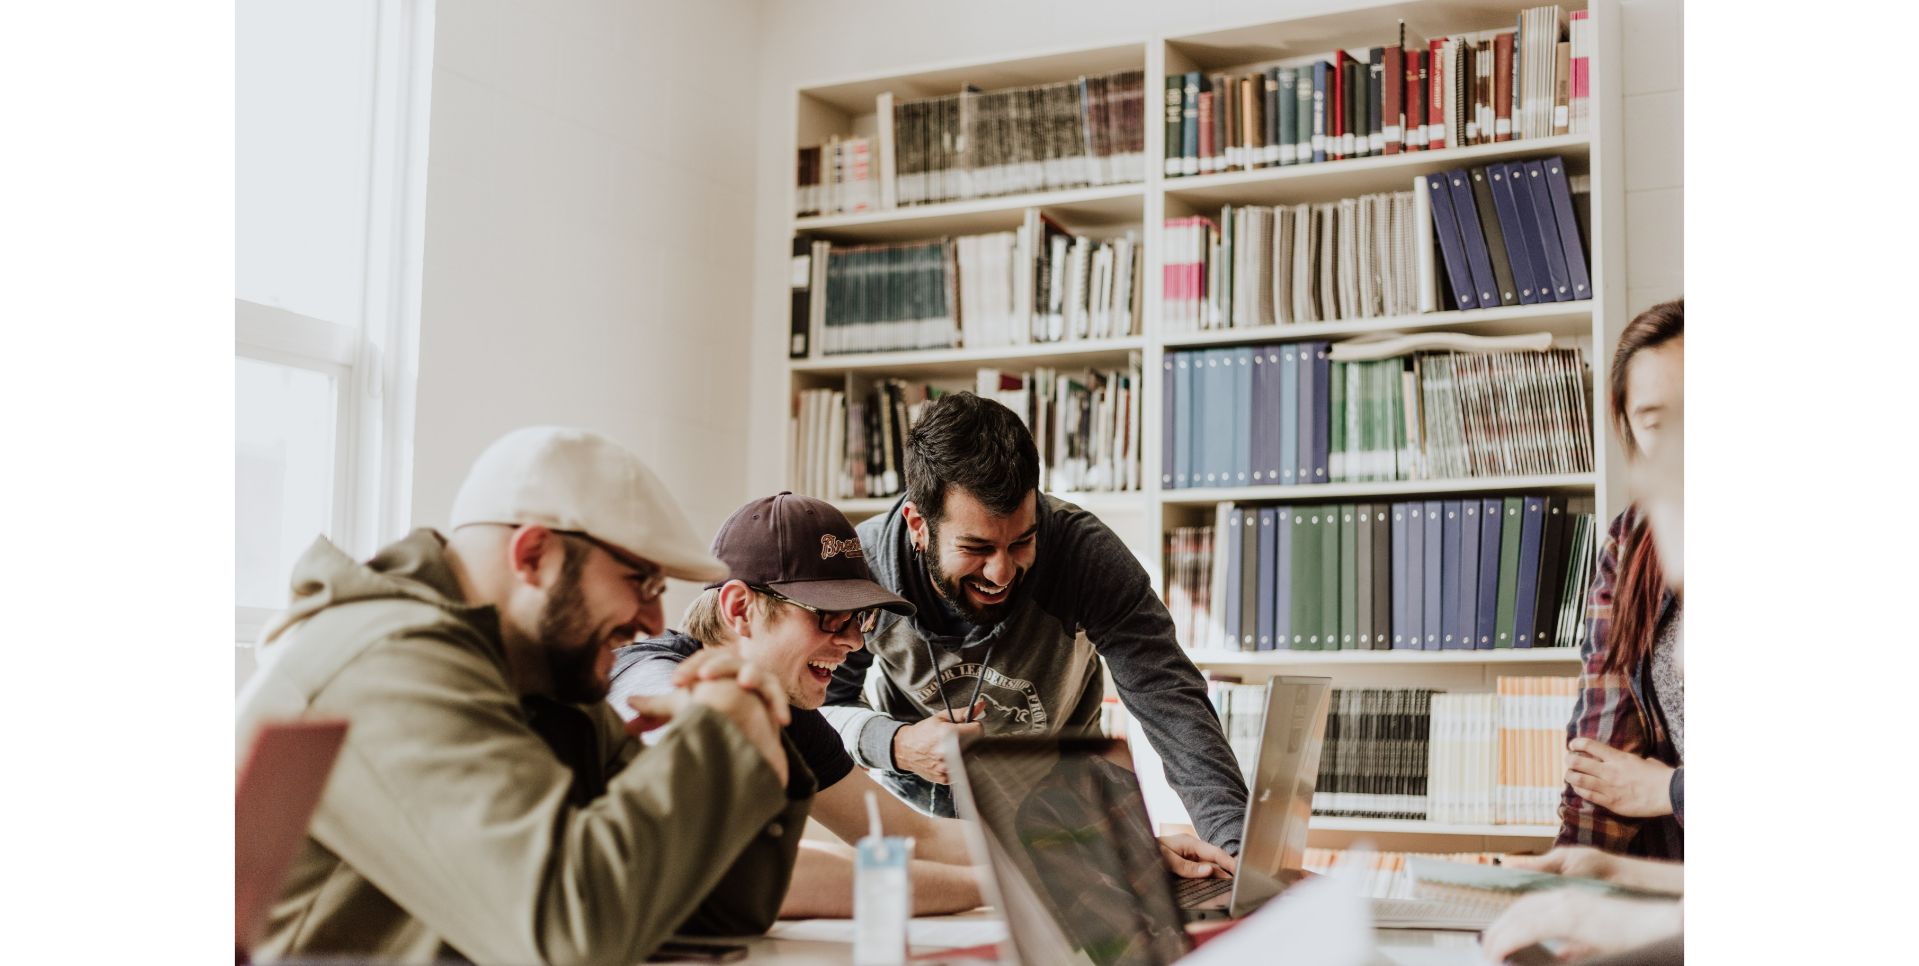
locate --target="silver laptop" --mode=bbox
[1179,674,1332,920]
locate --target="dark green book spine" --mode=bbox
[1291,507,1320,649]
[1340,503,1359,649]
[1494,496,1524,647]
[1320,505,1341,649]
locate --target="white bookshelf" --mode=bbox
[779,0,1624,846]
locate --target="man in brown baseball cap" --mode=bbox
[236,427,810,963]
[610,491,993,918]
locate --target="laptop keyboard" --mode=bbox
[1173,876,1234,905]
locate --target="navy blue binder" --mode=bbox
[1311,343,1332,484]
[1522,160,1573,302]
[1240,508,1260,650]
[1162,357,1176,488]
[1390,502,1410,648]
[1425,172,1479,310]
[1223,505,1245,649]
[1456,501,1480,650]
[1542,156,1592,301]
[1279,344,1300,485]
[1422,501,1443,649]
[1503,161,1558,305]
[1401,501,1424,650]
[1439,500,1462,650]
[1487,164,1541,304]
[1232,347,1254,487]
[1174,352,1193,488]
[1476,496,1503,648]
[1512,495,1546,648]
[1444,169,1500,309]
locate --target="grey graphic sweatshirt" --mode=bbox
[820,494,1250,853]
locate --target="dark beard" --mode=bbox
[535,545,606,704]
[923,523,1023,626]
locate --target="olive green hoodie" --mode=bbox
[237,529,812,965]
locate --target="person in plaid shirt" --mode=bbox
[1557,300,1685,859]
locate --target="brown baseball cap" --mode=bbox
[707,492,915,616]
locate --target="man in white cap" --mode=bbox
[236,426,809,965]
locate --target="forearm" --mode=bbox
[1610,855,1685,896]
[778,843,983,919]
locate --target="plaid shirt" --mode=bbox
[1556,505,1685,858]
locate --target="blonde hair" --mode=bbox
[680,585,782,646]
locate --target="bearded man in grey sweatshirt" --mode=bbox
[820,392,1251,856]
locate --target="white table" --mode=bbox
[658,912,1490,964]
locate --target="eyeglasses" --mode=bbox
[554,530,668,602]
[751,585,880,635]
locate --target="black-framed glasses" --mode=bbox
[553,530,668,602]
[751,585,880,635]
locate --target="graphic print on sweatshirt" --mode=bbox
[911,662,1050,733]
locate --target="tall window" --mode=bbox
[236,0,434,643]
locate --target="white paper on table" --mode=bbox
[1178,870,1373,966]
[766,917,1007,949]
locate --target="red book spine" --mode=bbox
[1383,45,1403,155]
[1494,32,1514,142]
[1406,50,1427,151]
[1198,91,1215,172]
[1427,39,1446,150]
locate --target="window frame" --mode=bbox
[235,0,434,645]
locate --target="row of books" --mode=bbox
[1301,849,1502,900]
[790,365,1144,500]
[947,213,1142,350]
[1209,679,1575,826]
[790,381,940,502]
[794,135,878,221]
[789,222,1143,358]
[1431,677,1579,826]
[795,69,1148,218]
[1423,159,1590,311]
[1163,495,1597,654]
[1160,345,1594,489]
[976,361,1144,494]
[1162,193,1421,334]
[1164,6,1588,177]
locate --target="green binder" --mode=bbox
[1339,503,1359,649]
[1494,496,1524,648]
[1320,505,1341,649]
[1291,507,1320,649]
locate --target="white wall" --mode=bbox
[413,0,763,620]
[745,0,1685,493]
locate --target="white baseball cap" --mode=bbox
[448,426,728,581]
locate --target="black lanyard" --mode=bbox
[922,634,995,725]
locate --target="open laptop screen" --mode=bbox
[957,737,1190,966]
